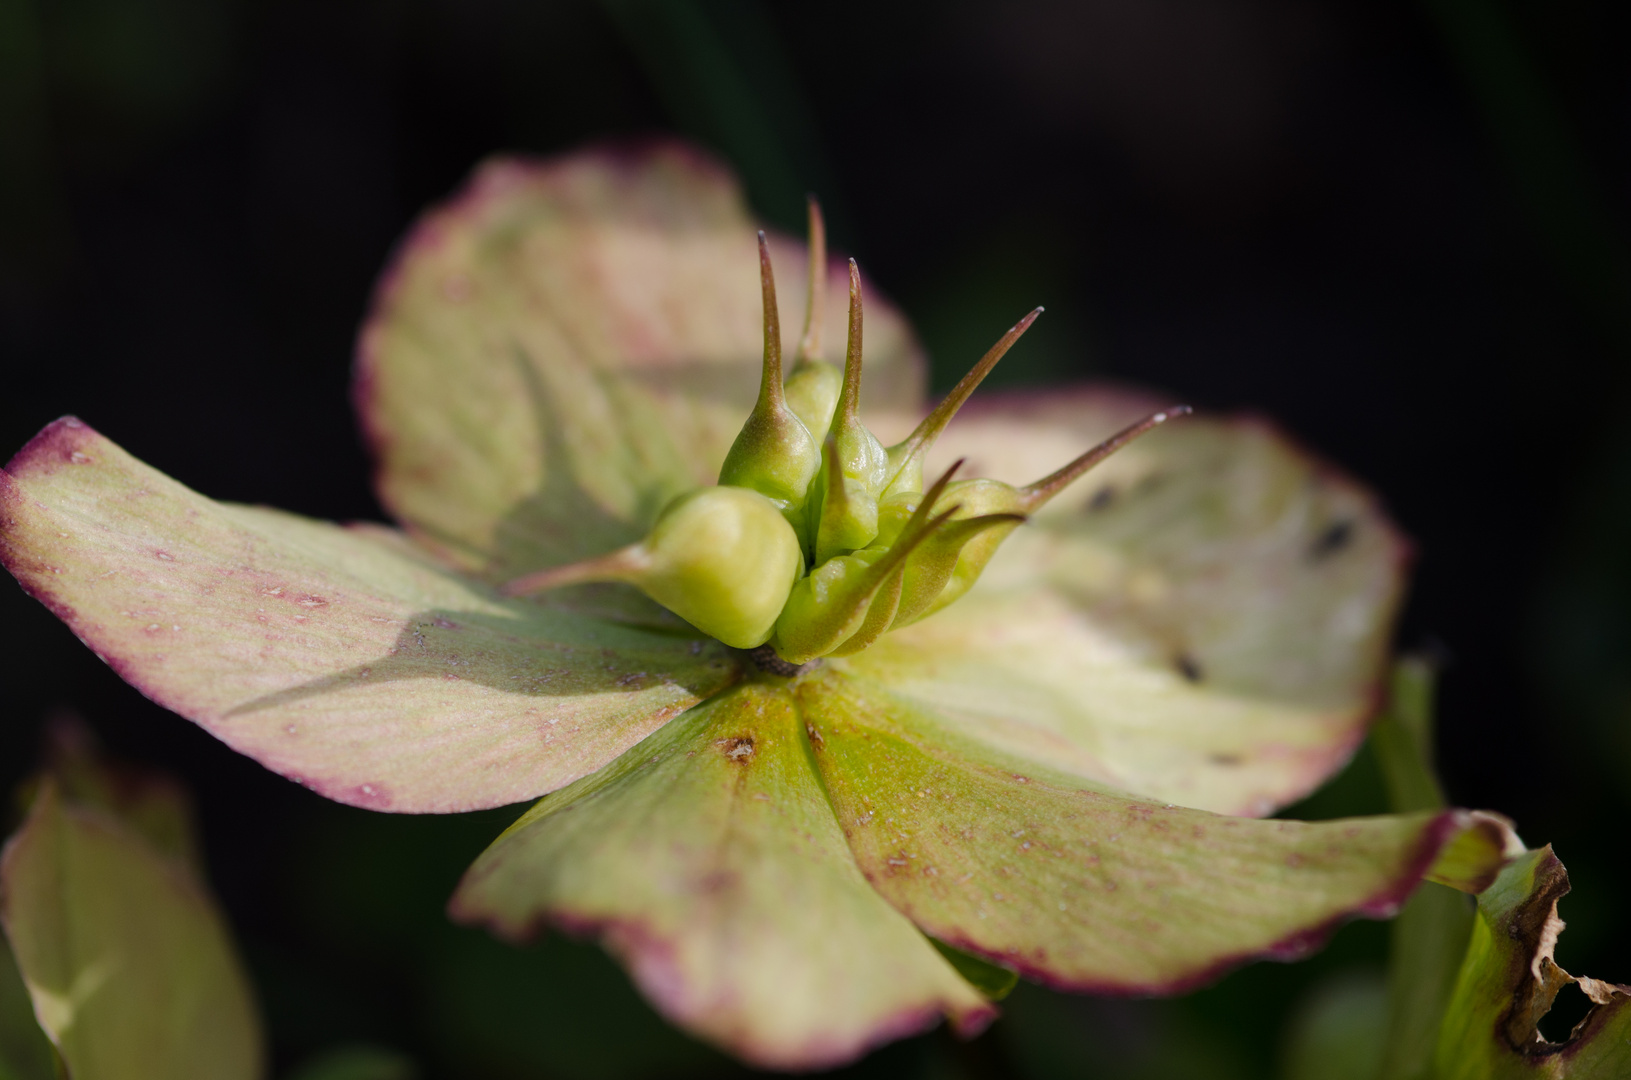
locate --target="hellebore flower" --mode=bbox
[0,142,1513,1069]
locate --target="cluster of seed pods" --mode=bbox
[504,204,1187,664]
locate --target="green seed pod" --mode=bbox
[772,503,955,664]
[718,232,821,536]
[502,486,802,650]
[909,480,1028,622]
[773,465,962,663]
[782,197,844,439]
[811,262,890,564]
[784,359,842,438]
[911,409,1193,623]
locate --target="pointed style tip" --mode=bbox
[910,460,964,529]
[798,201,828,361]
[889,311,1043,474]
[500,549,642,597]
[838,260,865,419]
[1021,406,1193,510]
[756,231,784,399]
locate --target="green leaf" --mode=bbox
[449,682,991,1070]
[0,780,264,1080]
[794,667,1505,995]
[283,1045,418,1080]
[850,386,1410,816]
[0,934,55,1080]
[1280,969,1389,1080]
[1372,655,1450,814]
[357,142,926,582]
[0,421,738,812]
[929,939,1019,1002]
[38,714,203,870]
[1373,657,1482,1080]
[1433,847,1631,1078]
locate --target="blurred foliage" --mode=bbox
[0,935,56,1080]
[1279,969,1388,1080]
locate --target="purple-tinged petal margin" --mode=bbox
[0,419,738,813]
[851,385,1412,816]
[355,140,926,584]
[797,668,1505,996]
[451,682,992,1071]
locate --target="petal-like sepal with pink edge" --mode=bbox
[356,141,926,585]
[848,386,1409,816]
[0,420,737,812]
[796,667,1507,996]
[449,682,993,1071]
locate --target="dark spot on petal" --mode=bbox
[1175,653,1204,683]
[1309,519,1355,561]
[1135,470,1168,493]
[1086,485,1116,512]
[745,644,808,677]
[1208,752,1243,766]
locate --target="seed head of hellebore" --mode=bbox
[501,203,1190,666]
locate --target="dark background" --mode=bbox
[3,1,1629,1077]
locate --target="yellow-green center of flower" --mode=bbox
[503,208,1185,664]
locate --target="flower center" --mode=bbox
[503,206,1186,664]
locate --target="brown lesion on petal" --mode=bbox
[1308,518,1357,562]
[745,643,811,678]
[1497,849,1631,1057]
[1499,852,1572,1049]
[1173,651,1205,683]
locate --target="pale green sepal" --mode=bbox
[855,386,1410,816]
[357,144,925,583]
[0,780,264,1080]
[796,669,1503,995]
[449,683,992,1071]
[0,421,738,813]
[1433,847,1631,1079]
